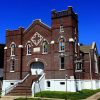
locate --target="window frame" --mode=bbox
[60,56,65,70]
[27,43,32,55]
[59,37,65,52]
[42,40,48,54]
[75,62,82,72]
[10,43,16,56]
[60,25,64,33]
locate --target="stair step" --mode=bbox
[6,75,39,96]
[10,89,31,92]
[7,93,31,96]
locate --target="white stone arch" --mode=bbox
[10,42,16,56]
[27,58,47,75]
[25,41,33,55]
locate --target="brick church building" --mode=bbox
[2,6,100,96]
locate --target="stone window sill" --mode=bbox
[75,70,82,72]
[10,71,15,73]
[59,69,66,71]
[42,52,48,54]
[26,54,32,56]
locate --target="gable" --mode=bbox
[24,19,51,34]
[22,20,51,47]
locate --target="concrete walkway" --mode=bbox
[0,96,65,100]
[85,92,100,100]
[0,96,32,100]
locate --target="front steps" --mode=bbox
[6,75,39,96]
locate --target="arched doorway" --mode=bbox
[30,61,44,75]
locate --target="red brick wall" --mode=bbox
[4,7,99,81]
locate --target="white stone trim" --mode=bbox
[50,40,55,44]
[26,54,32,56]
[18,45,23,48]
[10,42,16,48]
[59,69,66,71]
[78,43,80,46]
[25,41,33,47]
[40,20,51,29]
[69,38,74,42]
[31,32,43,46]
[35,58,39,62]
[10,71,15,73]
[33,47,40,53]
[4,47,7,50]
[92,42,96,49]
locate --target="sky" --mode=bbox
[0,0,100,53]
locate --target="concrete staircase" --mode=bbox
[6,75,39,96]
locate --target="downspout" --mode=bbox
[89,52,93,89]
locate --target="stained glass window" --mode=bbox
[59,37,65,52]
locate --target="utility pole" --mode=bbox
[65,75,67,92]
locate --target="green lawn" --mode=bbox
[15,89,100,100]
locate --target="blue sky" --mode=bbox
[0,0,100,53]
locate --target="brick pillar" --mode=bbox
[4,47,7,80]
[18,45,23,79]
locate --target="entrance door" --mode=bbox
[30,62,44,75]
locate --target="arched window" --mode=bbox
[27,43,31,55]
[10,59,15,72]
[59,37,65,52]
[43,41,48,53]
[11,43,16,56]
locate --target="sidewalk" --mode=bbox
[0,96,29,100]
[85,92,100,100]
[0,96,65,100]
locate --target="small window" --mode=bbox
[60,82,65,85]
[47,81,50,87]
[60,25,64,33]
[10,83,14,85]
[43,41,48,54]
[59,37,65,52]
[60,57,65,69]
[75,62,82,71]
[11,43,16,56]
[27,43,31,55]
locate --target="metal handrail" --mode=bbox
[2,73,30,95]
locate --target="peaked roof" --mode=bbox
[79,42,98,53]
[80,45,92,53]
[24,19,51,34]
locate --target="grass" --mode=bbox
[15,89,100,100]
[35,89,100,100]
[15,99,41,100]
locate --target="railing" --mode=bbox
[38,73,45,82]
[32,72,45,96]
[2,73,30,96]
